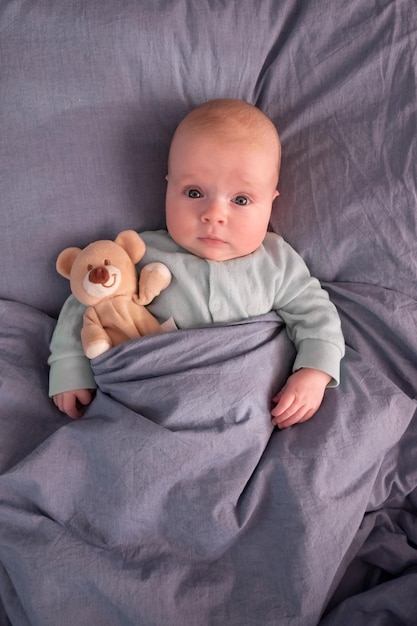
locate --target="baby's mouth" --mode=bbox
[198,235,226,245]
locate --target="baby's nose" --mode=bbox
[201,200,227,223]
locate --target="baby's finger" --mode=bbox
[64,405,83,419]
[276,406,317,429]
[271,391,296,417]
[273,405,308,429]
[62,396,86,419]
[77,389,94,406]
[272,401,304,427]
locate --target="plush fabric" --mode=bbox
[1,1,416,624]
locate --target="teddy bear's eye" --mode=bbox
[104,259,110,266]
[87,264,93,271]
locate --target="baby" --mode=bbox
[49,98,344,427]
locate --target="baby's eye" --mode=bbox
[186,189,202,199]
[233,195,250,206]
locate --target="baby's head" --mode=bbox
[166,98,281,261]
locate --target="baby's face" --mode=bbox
[165,131,279,261]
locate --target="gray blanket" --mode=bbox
[0,294,416,625]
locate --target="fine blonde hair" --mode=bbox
[169,98,281,181]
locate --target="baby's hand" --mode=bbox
[271,368,331,429]
[53,389,95,419]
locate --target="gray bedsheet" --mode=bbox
[1,0,417,624]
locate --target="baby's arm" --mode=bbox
[271,368,331,429]
[264,236,344,427]
[48,295,96,418]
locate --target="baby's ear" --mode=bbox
[56,247,81,279]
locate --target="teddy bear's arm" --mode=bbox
[136,262,172,305]
[81,307,112,359]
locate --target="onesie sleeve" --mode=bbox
[48,295,96,396]
[269,237,345,386]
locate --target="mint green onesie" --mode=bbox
[49,230,345,396]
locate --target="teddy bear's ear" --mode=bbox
[114,230,146,264]
[56,247,82,279]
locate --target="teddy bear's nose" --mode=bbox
[89,266,110,285]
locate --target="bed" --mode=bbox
[1,1,416,624]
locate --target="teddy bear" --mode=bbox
[56,230,172,359]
